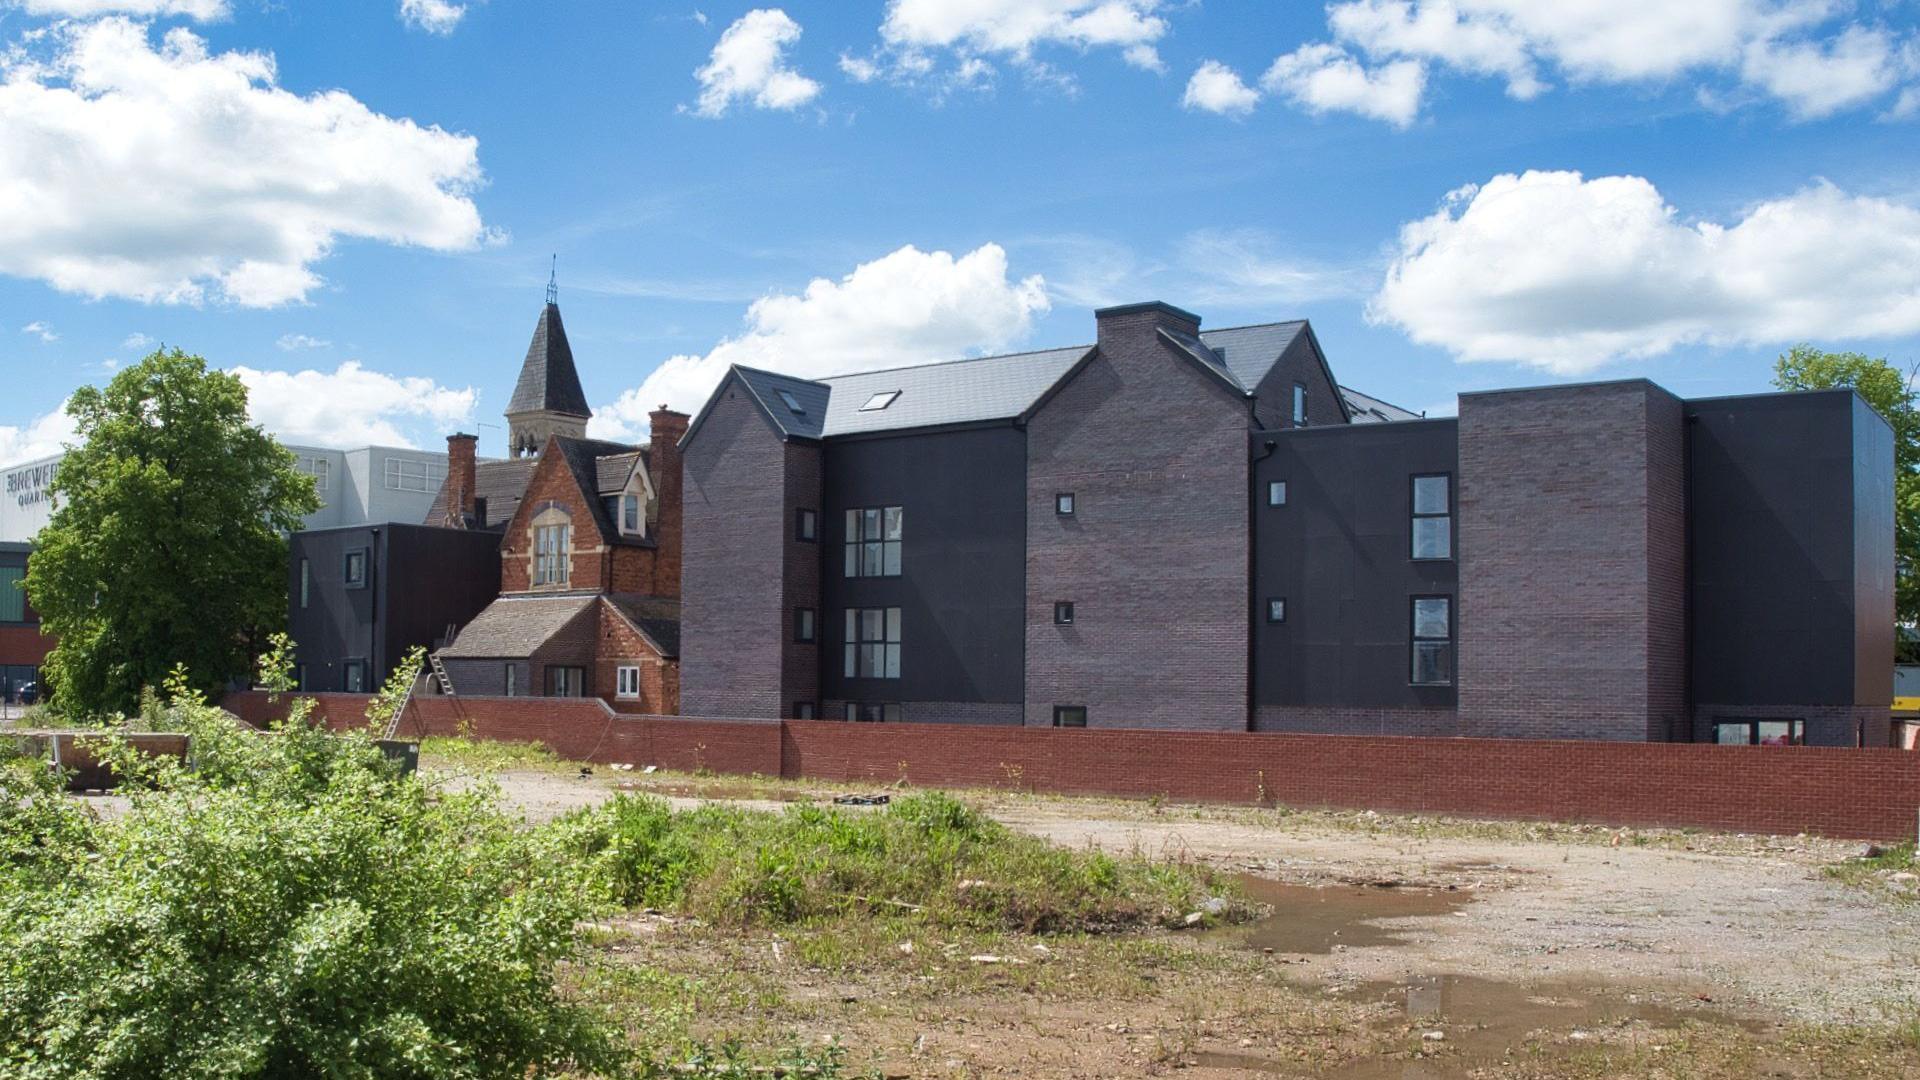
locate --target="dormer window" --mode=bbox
[777,389,806,415]
[622,493,640,533]
[860,390,901,412]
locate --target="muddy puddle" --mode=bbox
[1225,874,1473,955]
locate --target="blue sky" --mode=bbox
[2,0,1918,460]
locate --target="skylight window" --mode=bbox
[776,389,806,415]
[859,390,901,412]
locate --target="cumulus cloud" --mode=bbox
[20,321,58,343]
[1263,44,1426,127]
[399,0,467,35]
[121,332,153,350]
[1181,60,1260,116]
[0,404,77,466]
[1268,0,1919,124]
[232,361,476,448]
[0,18,488,307]
[591,243,1049,439]
[851,0,1170,91]
[275,333,330,351]
[690,9,822,117]
[1370,170,1920,372]
[9,1,227,17]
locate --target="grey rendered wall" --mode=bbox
[1024,306,1252,730]
[1456,380,1687,741]
[1251,419,1459,732]
[680,379,793,718]
[822,426,1027,718]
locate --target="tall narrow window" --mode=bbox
[1411,596,1453,686]
[1267,597,1286,623]
[796,508,818,542]
[533,523,571,586]
[844,506,903,577]
[622,494,641,534]
[1292,383,1307,426]
[794,607,816,643]
[343,660,368,693]
[1411,474,1452,560]
[299,559,310,609]
[0,565,22,623]
[843,607,902,679]
[1267,480,1288,507]
[1054,601,1075,625]
[505,665,516,697]
[1055,492,1076,516]
[343,549,367,589]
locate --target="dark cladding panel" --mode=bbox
[1687,391,1866,707]
[1252,420,1459,715]
[822,426,1026,712]
[381,525,502,677]
[288,527,379,692]
[1853,394,1896,706]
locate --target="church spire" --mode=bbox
[504,265,591,458]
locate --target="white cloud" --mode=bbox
[591,242,1049,439]
[1178,229,1371,306]
[121,332,153,350]
[20,321,58,342]
[839,52,882,83]
[1276,0,1918,124]
[1182,60,1260,116]
[231,360,476,448]
[0,18,488,307]
[0,404,77,466]
[1370,170,1920,372]
[1262,44,1425,127]
[856,0,1171,90]
[690,9,822,117]
[399,0,467,35]
[9,1,227,17]
[275,333,330,351]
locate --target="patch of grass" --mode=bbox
[419,734,568,773]
[553,790,1247,933]
[1824,841,1917,891]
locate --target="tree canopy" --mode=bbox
[24,348,319,716]
[1772,345,1920,640]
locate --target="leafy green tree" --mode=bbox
[24,348,319,716]
[1773,345,1920,642]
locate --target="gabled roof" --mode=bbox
[423,456,539,531]
[1341,386,1425,423]
[506,303,591,419]
[438,594,597,658]
[549,435,651,547]
[605,594,681,658]
[593,450,647,496]
[1197,322,1307,390]
[735,366,831,440]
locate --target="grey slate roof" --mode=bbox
[594,450,646,496]
[422,456,539,531]
[550,436,651,547]
[1340,386,1424,423]
[438,594,596,658]
[506,303,591,419]
[606,594,681,658]
[1196,322,1308,391]
[733,366,832,440]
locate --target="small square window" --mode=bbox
[616,665,641,699]
[1267,480,1288,507]
[342,549,367,589]
[794,701,816,720]
[794,607,816,643]
[1054,601,1075,625]
[1267,597,1286,623]
[1056,492,1075,516]
[796,508,818,543]
[859,390,901,412]
[342,660,368,693]
[1053,705,1088,728]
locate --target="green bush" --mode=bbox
[0,687,622,1079]
[554,791,1239,933]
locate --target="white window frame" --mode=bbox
[383,456,445,493]
[532,521,571,587]
[616,665,641,699]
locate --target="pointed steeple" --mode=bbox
[505,267,591,457]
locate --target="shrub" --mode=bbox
[0,686,622,1079]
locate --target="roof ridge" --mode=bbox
[1199,319,1308,335]
[818,343,1093,382]
[730,363,829,388]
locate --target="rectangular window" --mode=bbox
[616,665,640,699]
[294,455,330,504]
[1055,492,1075,515]
[383,457,445,493]
[505,665,516,697]
[1267,597,1286,623]
[859,390,900,412]
[622,494,641,534]
[533,524,571,586]
[299,559,310,609]
[1412,474,1452,560]
[1715,719,1806,746]
[1267,480,1287,507]
[844,506,903,577]
[1054,705,1088,728]
[794,607,816,643]
[1054,601,1075,625]
[793,701,816,720]
[776,389,807,415]
[1292,383,1307,426]
[1411,596,1453,686]
[342,549,368,589]
[843,607,902,680]
[547,665,586,697]
[796,508,818,542]
[342,660,368,694]
[846,702,901,722]
[0,565,22,623]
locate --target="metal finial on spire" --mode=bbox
[546,255,558,305]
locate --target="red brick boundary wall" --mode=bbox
[222,692,1920,841]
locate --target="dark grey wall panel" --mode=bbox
[822,426,1027,707]
[1852,394,1896,707]
[1251,419,1458,713]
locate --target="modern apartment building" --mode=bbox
[678,301,1895,746]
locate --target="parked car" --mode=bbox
[16,681,37,705]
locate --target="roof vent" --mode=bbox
[859,390,901,412]
[776,389,806,415]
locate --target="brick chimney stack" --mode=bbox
[1093,300,1202,355]
[445,432,478,527]
[648,407,691,599]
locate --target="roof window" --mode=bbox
[859,390,901,412]
[776,389,806,415]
